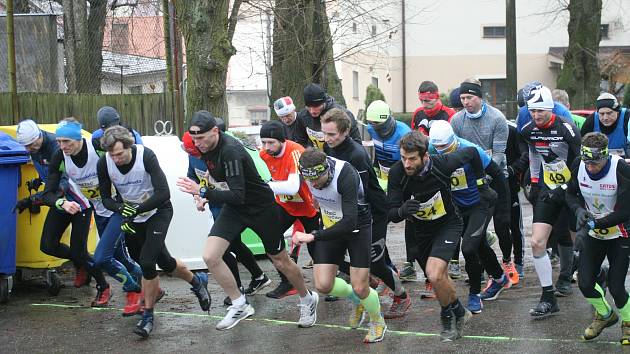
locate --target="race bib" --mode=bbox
[321,209,342,229]
[589,225,622,240]
[450,168,468,191]
[542,160,571,189]
[379,163,391,180]
[80,186,100,200]
[609,148,626,157]
[306,127,325,150]
[278,194,304,203]
[413,191,447,221]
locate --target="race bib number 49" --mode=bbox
[542,160,571,189]
[413,191,447,221]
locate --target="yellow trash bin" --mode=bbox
[0,125,98,283]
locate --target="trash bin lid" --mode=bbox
[0,131,30,165]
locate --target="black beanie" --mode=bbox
[459,82,483,98]
[189,110,216,134]
[596,93,620,112]
[260,120,286,142]
[97,106,121,129]
[304,83,326,106]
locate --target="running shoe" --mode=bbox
[134,313,154,338]
[448,261,462,279]
[455,308,473,338]
[583,310,618,340]
[266,281,298,299]
[349,304,365,328]
[91,285,112,307]
[297,291,319,328]
[216,302,255,330]
[191,272,211,311]
[529,299,559,318]
[515,263,525,279]
[363,315,387,343]
[224,286,245,306]
[385,294,411,319]
[421,280,436,299]
[122,277,141,293]
[324,295,339,302]
[480,275,510,301]
[399,262,417,282]
[243,274,272,296]
[503,261,519,286]
[123,291,143,316]
[554,277,573,297]
[74,266,90,288]
[621,321,630,345]
[440,312,457,342]
[467,293,483,314]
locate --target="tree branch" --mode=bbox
[228,0,244,43]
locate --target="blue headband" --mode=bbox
[56,120,83,141]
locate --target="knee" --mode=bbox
[269,253,291,272]
[530,238,546,254]
[427,267,448,285]
[202,250,221,269]
[352,284,369,298]
[461,242,477,259]
[315,278,333,294]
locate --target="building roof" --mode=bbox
[101,50,166,76]
[548,46,630,59]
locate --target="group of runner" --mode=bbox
[13,79,630,344]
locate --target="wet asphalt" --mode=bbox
[2,194,630,354]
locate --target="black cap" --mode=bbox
[189,110,216,134]
[260,120,286,142]
[97,106,121,129]
[449,88,463,109]
[215,117,227,132]
[304,83,326,106]
[459,82,483,98]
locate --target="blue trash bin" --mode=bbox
[0,131,30,302]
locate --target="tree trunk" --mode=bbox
[84,0,107,94]
[62,0,77,93]
[556,0,602,109]
[271,0,346,112]
[174,0,238,123]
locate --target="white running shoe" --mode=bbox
[216,303,255,330]
[297,291,319,328]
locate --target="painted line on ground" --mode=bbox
[30,303,620,345]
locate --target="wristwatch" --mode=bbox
[199,186,208,198]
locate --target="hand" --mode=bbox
[121,219,136,234]
[575,208,594,228]
[176,176,201,196]
[121,202,140,218]
[398,199,421,218]
[541,187,565,202]
[13,197,32,214]
[62,200,82,215]
[26,178,43,192]
[294,231,315,244]
[193,195,207,212]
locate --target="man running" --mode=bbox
[428,120,511,314]
[294,148,387,343]
[97,126,211,338]
[520,84,581,318]
[321,107,411,319]
[176,110,318,330]
[388,131,481,341]
[38,119,111,306]
[258,120,320,298]
[565,132,630,344]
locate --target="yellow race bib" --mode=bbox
[450,168,468,191]
[321,209,342,229]
[542,160,571,189]
[278,194,304,203]
[413,191,447,221]
[80,186,100,200]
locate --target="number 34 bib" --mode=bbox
[413,191,447,221]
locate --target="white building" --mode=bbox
[336,0,630,114]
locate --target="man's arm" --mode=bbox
[41,150,66,207]
[387,163,406,223]
[135,148,170,212]
[593,161,630,228]
[203,148,247,205]
[97,155,121,212]
[491,117,508,169]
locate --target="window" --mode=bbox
[371,25,377,36]
[371,77,379,88]
[352,71,359,99]
[129,85,142,94]
[601,24,610,39]
[482,26,505,39]
[111,23,129,53]
[480,79,507,113]
[352,22,357,34]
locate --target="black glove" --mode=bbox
[575,207,595,229]
[398,199,422,218]
[574,226,589,252]
[120,202,140,218]
[120,218,136,235]
[26,178,43,192]
[541,186,565,202]
[13,197,32,214]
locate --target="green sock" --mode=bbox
[348,291,361,305]
[329,277,353,298]
[359,288,382,322]
[585,283,611,317]
[619,295,630,322]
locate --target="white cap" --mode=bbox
[16,119,41,145]
[273,97,296,116]
[429,120,455,146]
[526,85,554,111]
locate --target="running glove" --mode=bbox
[121,218,136,234]
[574,226,589,252]
[121,202,140,218]
[398,199,422,218]
[541,186,565,202]
[575,207,594,228]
